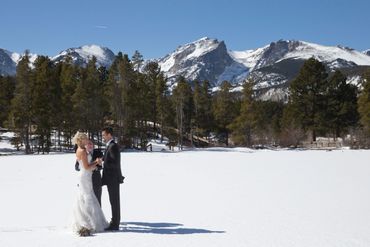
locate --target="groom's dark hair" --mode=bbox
[102,126,114,135]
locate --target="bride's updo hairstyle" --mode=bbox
[72,131,88,149]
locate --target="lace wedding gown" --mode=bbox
[71,160,108,233]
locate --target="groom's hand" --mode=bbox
[96,158,103,165]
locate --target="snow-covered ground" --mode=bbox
[1,149,370,247]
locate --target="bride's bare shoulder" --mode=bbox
[76,148,86,159]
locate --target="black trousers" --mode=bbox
[107,182,120,227]
[92,171,102,206]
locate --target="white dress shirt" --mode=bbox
[102,138,113,168]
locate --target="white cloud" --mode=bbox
[94,25,108,29]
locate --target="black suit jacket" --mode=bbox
[102,140,124,185]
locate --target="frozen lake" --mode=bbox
[0,148,369,247]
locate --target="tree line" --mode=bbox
[0,53,370,153]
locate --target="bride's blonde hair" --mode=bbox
[72,131,88,148]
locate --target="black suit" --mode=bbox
[75,149,104,206]
[102,140,124,227]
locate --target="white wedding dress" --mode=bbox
[71,159,108,234]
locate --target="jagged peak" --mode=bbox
[187,37,219,45]
[172,37,222,51]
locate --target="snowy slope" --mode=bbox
[1,149,370,247]
[0,49,17,75]
[282,41,370,66]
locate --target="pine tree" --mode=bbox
[172,77,194,149]
[212,81,238,146]
[0,76,15,126]
[193,80,213,139]
[131,50,144,71]
[228,80,255,146]
[281,101,305,147]
[106,52,124,129]
[288,58,328,141]
[9,51,33,153]
[31,56,55,153]
[50,59,63,150]
[119,54,136,146]
[155,71,170,143]
[143,61,162,134]
[86,57,105,138]
[358,69,370,135]
[325,70,358,138]
[72,56,107,140]
[59,56,78,148]
[106,53,136,146]
[253,100,284,145]
[96,65,110,145]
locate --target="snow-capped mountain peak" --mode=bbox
[230,40,370,72]
[159,37,221,72]
[3,49,20,64]
[2,38,370,102]
[52,44,115,68]
[0,49,39,75]
[157,37,237,86]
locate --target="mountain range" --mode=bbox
[1,38,370,100]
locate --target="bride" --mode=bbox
[71,132,108,236]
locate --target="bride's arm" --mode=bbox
[79,150,96,170]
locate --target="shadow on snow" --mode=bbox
[118,221,225,235]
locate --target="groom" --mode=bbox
[98,126,124,231]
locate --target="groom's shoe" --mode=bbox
[104,224,119,231]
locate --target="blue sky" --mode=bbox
[1,0,369,59]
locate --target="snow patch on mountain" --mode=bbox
[216,62,249,83]
[10,53,21,64]
[347,75,362,87]
[160,54,175,72]
[327,58,357,70]
[259,87,289,102]
[229,46,269,70]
